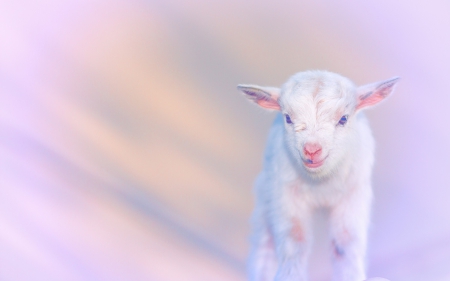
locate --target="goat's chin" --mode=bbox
[303,165,330,179]
[299,156,338,180]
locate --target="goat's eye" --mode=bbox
[285,114,292,124]
[338,115,348,126]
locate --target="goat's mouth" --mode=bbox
[302,156,327,169]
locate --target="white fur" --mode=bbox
[238,71,399,281]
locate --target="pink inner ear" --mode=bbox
[356,80,397,110]
[356,93,385,110]
[257,99,281,110]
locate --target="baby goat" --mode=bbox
[238,71,399,281]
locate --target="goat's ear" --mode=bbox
[237,84,281,111]
[356,77,400,111]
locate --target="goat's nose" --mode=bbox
[304,143,322,158]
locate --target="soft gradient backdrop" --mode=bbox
[1,1,450,281]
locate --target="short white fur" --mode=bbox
[237,70,399,281]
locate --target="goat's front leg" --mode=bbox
[330,187,372,281]
[272,206,312,281]
[248,219,278,281]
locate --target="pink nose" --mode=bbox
[304,143,322,159]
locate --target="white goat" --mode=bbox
[237,70,399,281]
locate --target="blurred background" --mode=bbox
[1,0,450,280]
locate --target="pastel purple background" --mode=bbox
[1,1,450,280]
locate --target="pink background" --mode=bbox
[1,1,450,280]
